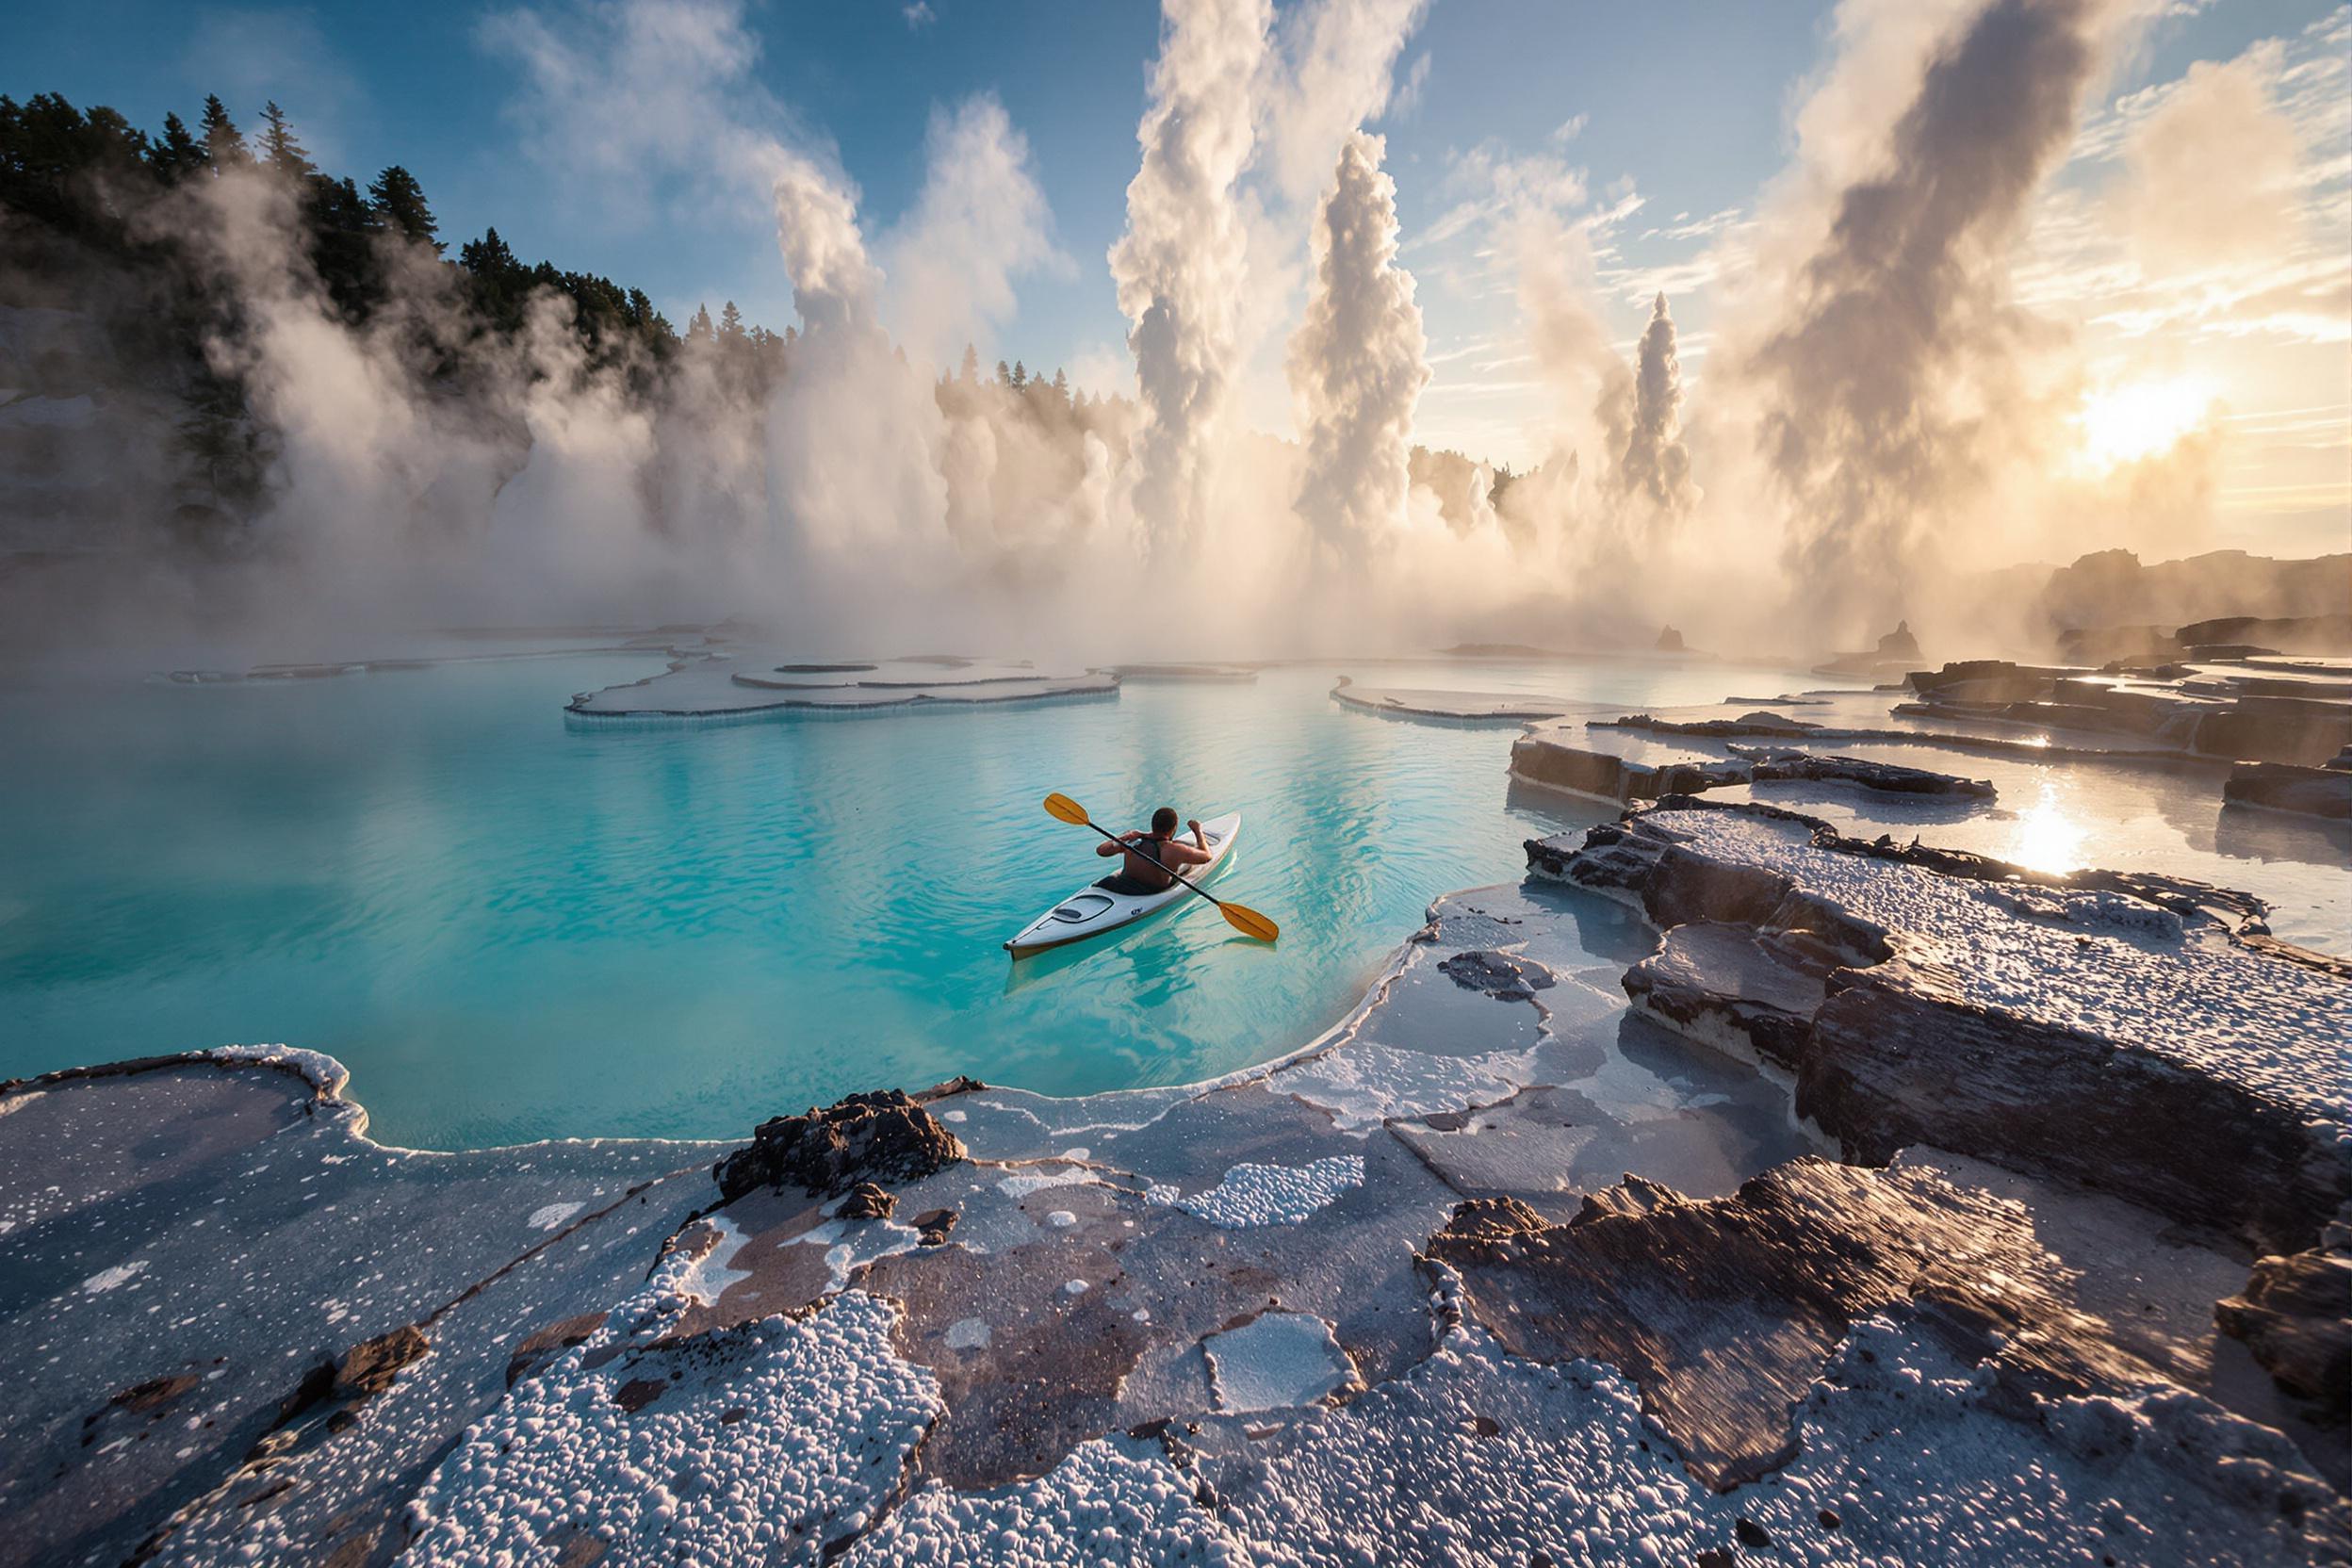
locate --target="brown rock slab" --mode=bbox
[1426,1158,2157,1489]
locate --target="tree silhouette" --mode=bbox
[959,343,980,384]
[199,96,250,171]
[718,300,744,343]
[150,112,206,182]
[368,166,440,252]
[256,101,315,179]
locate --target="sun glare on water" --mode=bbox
[2072,375,2218,473]
[2007,785,2089,874]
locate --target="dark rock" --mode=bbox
[1530,801,2348,1253]
[2217,1248,2352,1423]
[1572,1173,1681,1224]
[1906,660,2069,704]
[839,1182,896,1221]
[1624,923,1832,1073]
[1876,620,1920,661]
[1442,1196,1550,1240]
[910,1207,959,1245]
[1732,747,1995,799]
[108,1374,200,1414]
[2191,694,2352,768]
[1510,736,1647,801]
[506,1313,608,1387]
[1608,710,1823,739]
[712,1089,967,1202]
[1437,951,1557,1001]
[1656,626,1685,652]
[333,1324,428,1400]
[1803,969,2341,1255]
[1428,1159,2158,1489]
[611,1377,667,1414]
[2225,760,2352,821]
[1736,1516,1772,1548]
[2176,612,2352,656]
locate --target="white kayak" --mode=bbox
[1004,812,1242,956]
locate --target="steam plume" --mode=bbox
[1108,0,1274,555]
[1287,131,1429,562]
[1616,292,1695,517]
[1745,0,2119,633]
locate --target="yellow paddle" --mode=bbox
[1043,792,1279,943]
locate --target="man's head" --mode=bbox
[1152,806,1179,836]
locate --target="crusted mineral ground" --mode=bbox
[5,847,2348,1564]
[566,652,1118,722]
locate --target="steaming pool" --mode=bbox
[7,648,2344,1151]
[0,655,1653,1148]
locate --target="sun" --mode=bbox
[2071,375,2219,473]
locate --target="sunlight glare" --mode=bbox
[2072,375,2218,473]
[2008,785,2088,874]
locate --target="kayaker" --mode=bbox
[1094,807,1211,895]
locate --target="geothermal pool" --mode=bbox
[5,649,2344,1150]
[0,656,1624,1148]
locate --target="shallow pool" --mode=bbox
[5,655,1772,1148]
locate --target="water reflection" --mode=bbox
[2004,783,2090,874]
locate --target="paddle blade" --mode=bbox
[1042,792,1091,826]
[1218,900,1280,943]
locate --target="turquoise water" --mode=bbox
[1,655,1763,1150]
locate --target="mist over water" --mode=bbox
[4,0,2328,670]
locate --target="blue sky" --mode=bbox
[7,2,1833,368]
[8,0,2343,528]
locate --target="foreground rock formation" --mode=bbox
[5,819,2346,1565]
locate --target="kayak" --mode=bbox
[1004,812,1242,956]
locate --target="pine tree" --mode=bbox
[368,165,441,252]
[199,95,250,171]
[1051,368,1069,402]
[994,359,1010,385]
[718,301,744,343]
[1009,359,1026,391]
[149,111,206,182]
[687,302,714,344]
[256,101,315,179]
[959,343,980,384]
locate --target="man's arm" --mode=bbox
[1167,832,1212,867]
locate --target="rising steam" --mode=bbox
[1616,292,1695,518]
[1107,0,1274,559]
[1740,0,2120,634]
[1287,131,1429,564]
[0,0,2319,669]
